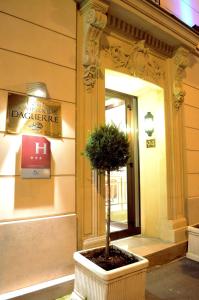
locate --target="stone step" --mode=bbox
[112,236,187,267]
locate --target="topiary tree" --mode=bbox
[85,124,130,258]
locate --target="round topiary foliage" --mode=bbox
[85,124,130,172]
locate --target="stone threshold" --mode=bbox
[112,235,188,267]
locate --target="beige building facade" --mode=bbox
[0,0,76,298]
[0,0,199,298]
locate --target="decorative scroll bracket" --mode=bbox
[172,47,190,110]
[80,0,108,90]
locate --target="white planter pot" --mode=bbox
[186,225,199,262]
[71,246,149,300]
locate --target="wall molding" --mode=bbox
[118,0,199,51]
[107,14,174,57]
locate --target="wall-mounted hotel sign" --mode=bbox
[21,135,51,178]
[6,93,61,138]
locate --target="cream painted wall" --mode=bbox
[138,88,167,238]
[0,0,76,294]
[183,56,199,226]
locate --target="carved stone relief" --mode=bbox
[172,47,190,110]
[80,1,189,113]
[82,6,108,89]
[104,40,165,86]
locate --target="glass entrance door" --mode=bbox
[105,89,140,240]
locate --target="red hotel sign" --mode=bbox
[21,135,51,178]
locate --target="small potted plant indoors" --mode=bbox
[71,124,148,300]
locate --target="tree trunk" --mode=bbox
[105,170,111,259]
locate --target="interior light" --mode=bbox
[144,112,154,137]
[26,82,48,98]
[105,69,161,96]
[33,89,46,97]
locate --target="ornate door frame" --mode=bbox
[76,0,194,249]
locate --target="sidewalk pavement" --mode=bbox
[57,257,199,300]
[146,257,199,300]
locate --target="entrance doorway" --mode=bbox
[105,89,141,240]
[105,69,167,240]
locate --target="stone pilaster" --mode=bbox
[76,0,109,249]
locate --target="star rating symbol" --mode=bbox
[29,156,43,160]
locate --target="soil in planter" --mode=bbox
[82,245,139,271]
